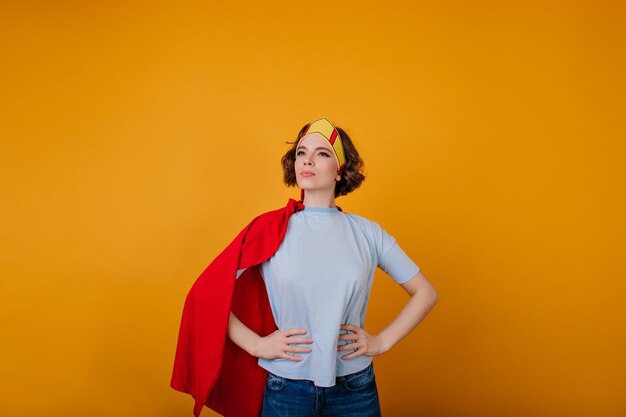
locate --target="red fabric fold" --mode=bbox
[170,198,304,417]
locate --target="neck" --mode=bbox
[301,189,336,208]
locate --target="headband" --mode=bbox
[296,117,346,175]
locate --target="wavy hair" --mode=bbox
[281,123,366,198]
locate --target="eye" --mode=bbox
[319,151,331,157]
[296,150,305,156]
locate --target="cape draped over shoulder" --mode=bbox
[170,198,305,417]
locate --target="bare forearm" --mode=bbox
[227,312,261,356]
[377,287,438,353]
[228,313,313,361]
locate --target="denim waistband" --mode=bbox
[335,362,373,383]
[267,362,373,385]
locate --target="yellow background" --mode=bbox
[1,1,624,416]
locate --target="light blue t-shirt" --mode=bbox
[236,205,420,387]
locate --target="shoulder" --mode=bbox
[231,202,296,249]
[342,211,385,234]
[254,205,289,221]
[244,199,300,231]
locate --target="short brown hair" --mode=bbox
[281,123,366,198]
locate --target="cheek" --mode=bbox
[321,159,337,174]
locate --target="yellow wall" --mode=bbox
[1,1,624,416]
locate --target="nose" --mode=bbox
[303,155,313,165]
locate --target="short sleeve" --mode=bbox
[374,223,420,284]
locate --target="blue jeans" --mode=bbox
[261,363,382,417]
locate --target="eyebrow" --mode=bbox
[296,145,333,152]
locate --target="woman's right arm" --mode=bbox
[228,312,314,361]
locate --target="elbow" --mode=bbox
[412,283,438,309]
[428,286,438,309]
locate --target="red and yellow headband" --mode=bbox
[296,117,346,175]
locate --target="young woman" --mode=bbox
[226,117,438,417]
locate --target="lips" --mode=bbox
[300,171,315,177]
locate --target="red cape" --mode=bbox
[170,198,306,417]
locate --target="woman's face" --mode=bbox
[294,133,340,194]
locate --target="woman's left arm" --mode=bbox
[338,270,438,359]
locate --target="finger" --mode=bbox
[281,352,304,362]
[283,328,309,336]
[340,324,361,333]
[341,350,362,360]
[337,340,363,350]
[286,337,314,344]
[285,346,312,353]
[337,344,358,352]
[337,334,359,342]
